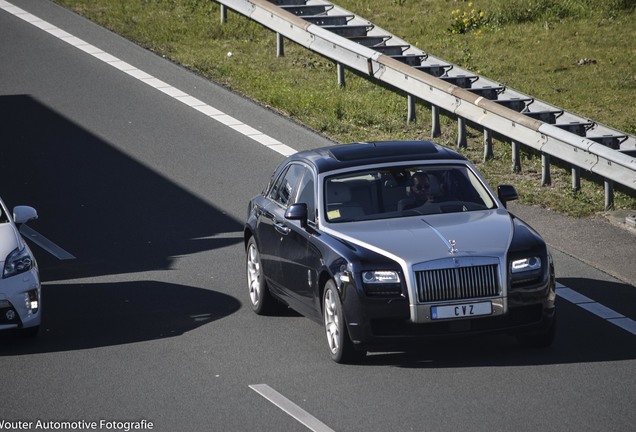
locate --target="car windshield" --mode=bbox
[324,164,497,222]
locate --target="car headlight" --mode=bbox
[3,246,34,278]
[510,257,542,286]
[362,271,402,297]
[511,257,541,273]
[362,270,400,284]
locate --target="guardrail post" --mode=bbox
[457,117,467,149]
[276,33,284,57]
[220,4,227,23]
[431,105,441,138]
[483,129,493,161]
[541,153,551,186]
[605,179,614,209]
[407,95,416,123]
[337,63,345,88]
[511,140,521,173]
[572,166,581,191]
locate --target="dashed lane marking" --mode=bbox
[557,284,636,336]
[250,384,336,432]
[20,225,75,260]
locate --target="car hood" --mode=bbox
[324,209,513,265]
[0,223,20,263]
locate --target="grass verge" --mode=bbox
[53,0,636,217]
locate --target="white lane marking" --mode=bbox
[19,225,75,260]
[608,318,636,335]
[250,384,336,432]
[0,0,297,157]
[555,286,593,304]
[3,1,636,337]
[557,284,636,336]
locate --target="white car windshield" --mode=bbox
[324,164,497,222]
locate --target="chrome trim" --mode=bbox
[414,297,507,323]
[416,264,499,302]
[410,256,506,323]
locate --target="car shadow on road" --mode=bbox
[0,95,250,353]
[0,94,246,281]
[0,280,241,355]
[359,286,636,368]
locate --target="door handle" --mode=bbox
[274,222,291,235]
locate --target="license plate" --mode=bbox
[431,301,492,320]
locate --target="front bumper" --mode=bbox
[342,274,556,349]
[0,267,41,330]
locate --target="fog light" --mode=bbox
[6,310,16,321]
[25,289,39,313]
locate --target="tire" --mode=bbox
[323,280,365,364]
[517,316,556,348]
[246,237,278,315]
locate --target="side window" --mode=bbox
[268,167,288,203]
[296,173,316,223]
[269,164,304,208]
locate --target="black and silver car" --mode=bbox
[244,140,556,363]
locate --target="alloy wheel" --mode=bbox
[324,288,341,355]
[247,242,261,307]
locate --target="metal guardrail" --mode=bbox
[216,0,636,209]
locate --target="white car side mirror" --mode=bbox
[13,206,38,224]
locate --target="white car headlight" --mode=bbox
[3,246,34,278]
[511,257,541,273]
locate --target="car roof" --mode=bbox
[290,140,467,174]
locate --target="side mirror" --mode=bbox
[497,185,518,208]
[285,203,308,228]
[13,206,38,224]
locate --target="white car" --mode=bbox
[0,198,41,336]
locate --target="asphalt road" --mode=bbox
[1,1,635,431]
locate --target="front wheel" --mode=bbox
[323,281,365,364]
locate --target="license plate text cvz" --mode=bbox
[431,301,492,320]
[456,304,475,316]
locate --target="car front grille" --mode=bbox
[416,264,500,303]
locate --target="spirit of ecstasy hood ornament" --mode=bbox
[449,239,458,254]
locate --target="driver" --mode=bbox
[398,172,441,210]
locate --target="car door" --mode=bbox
[276,168,323,317]
[255,163,306,297]
[253,196,284,292]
